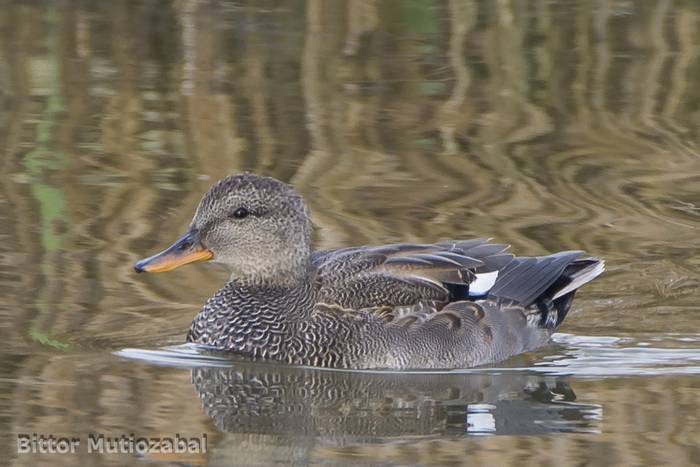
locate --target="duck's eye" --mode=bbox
[231,207,249,219]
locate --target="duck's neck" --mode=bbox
[226,251,313,289]
[186,278,316,360]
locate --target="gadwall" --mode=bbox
[135,174,604,369]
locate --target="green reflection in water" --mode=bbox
[400,0,439,35]
[21,7,69,349]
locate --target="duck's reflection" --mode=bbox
[190,362,602,438]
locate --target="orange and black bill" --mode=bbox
[134,230,213,273]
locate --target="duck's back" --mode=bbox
[310,239,604,369]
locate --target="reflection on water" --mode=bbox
[193,364,601,438]
[2,0,700,466]
[120,344,604,438]
[115,341,700,465]
[544,333,700,376]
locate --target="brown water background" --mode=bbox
[1,1,700,466]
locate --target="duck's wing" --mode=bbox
[313,239,513,318]
[384,253,605,367]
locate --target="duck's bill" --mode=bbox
[134,231,213,273]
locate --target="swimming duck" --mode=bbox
[134,174,604,369]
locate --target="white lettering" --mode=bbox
[17,432,207,454]
[17,434,30,454]
[88,434,103,453]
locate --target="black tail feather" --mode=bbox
[489,253,604,329]
[536,257,604,328]
[487,251,584,307]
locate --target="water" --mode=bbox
[1,1,700,465]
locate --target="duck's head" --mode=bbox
[134,173,312,286]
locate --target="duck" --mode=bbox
[134,173,604,369]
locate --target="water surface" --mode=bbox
[1,1,700,466]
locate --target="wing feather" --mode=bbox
[314,239,514,317]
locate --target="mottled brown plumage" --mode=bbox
[135,173,604,369]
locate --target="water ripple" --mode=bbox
[116,332,700,378]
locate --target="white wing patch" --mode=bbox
[468,271,499,297]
